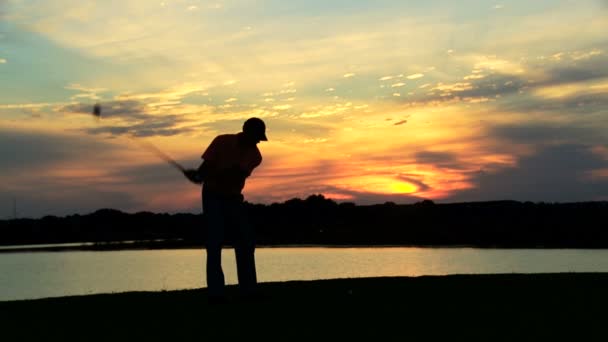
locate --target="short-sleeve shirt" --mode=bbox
[202,133,262,196]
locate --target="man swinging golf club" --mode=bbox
[183,117,267,303]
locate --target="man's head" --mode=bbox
[242,117,268,144]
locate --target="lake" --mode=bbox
[1,247,608,301]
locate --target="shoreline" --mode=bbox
[2,240,608,253]
[4,272,608,303]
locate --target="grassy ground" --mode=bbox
[1,273,606,340]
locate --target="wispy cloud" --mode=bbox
[302,138,328,144]
[59,99,201,138]
[65,83,107,101]
[398,49,608,111]
[273,104,292,110]
[0,102,61,110]
[64,84,106,93]
[431,82,473,92]
[472,56,525,75]
[300,102,352,118]
[450,144,608,203]
[379,74,403,81]
[115,83,208,103]
[85,122,195,138]
[61,100,148,120]
[463,74,486,80]
[406,73,424,80]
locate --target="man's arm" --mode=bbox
[183,160,210,184]
[184,136,221,184]
[183,161,248,185]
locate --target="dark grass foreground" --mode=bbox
[1,274,606,341]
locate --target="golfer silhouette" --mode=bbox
[184,118,267,303]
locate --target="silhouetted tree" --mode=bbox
[1,198,608,248]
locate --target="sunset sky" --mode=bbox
[2,0,608,218]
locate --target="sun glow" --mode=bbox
[331,176,419,195]
[389,181,418,194]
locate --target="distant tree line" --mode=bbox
[1,195,608,248]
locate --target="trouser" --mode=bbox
[203,190,257,297]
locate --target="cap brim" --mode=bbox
[260,132,268,141]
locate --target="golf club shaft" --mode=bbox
[136,140,186,173]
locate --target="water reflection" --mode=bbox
[1,248,607,301]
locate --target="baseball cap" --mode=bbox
[243,117,268,141]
